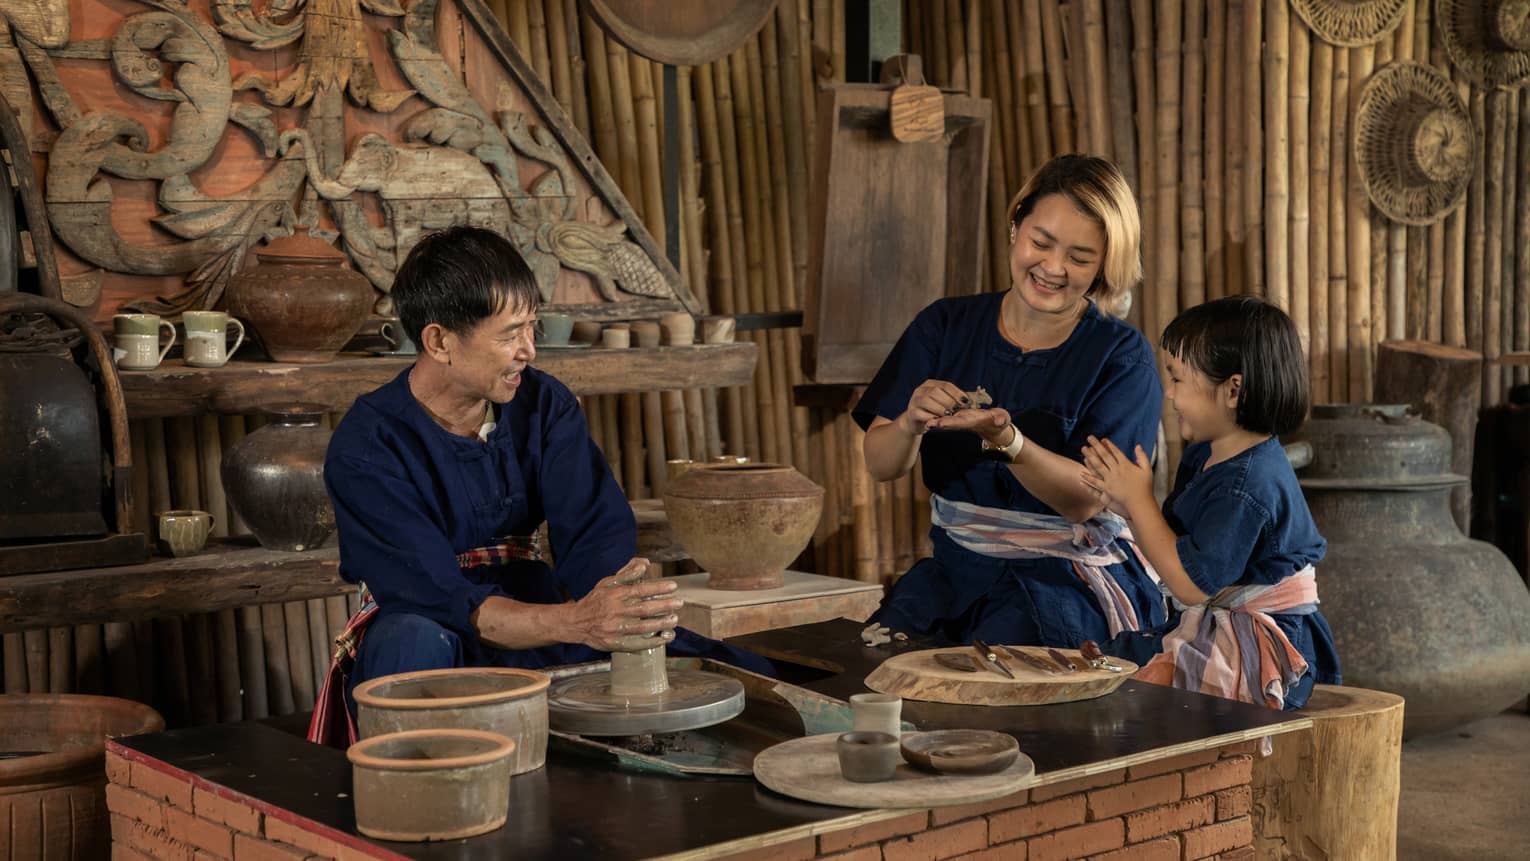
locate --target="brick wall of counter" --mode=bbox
[106,740,1257,861]
[713,742,1259,861]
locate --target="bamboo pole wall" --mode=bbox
[5,0,1522,725]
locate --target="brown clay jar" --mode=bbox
[225,230,374,363]
[221,406,335,552]
[662,463,824,590]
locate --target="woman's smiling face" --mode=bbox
[1009,192,1106,318]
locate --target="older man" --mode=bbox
[309,226,764,745]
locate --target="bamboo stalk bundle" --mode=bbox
[621,391,645,494]
[581,16,620,174]
[946,0,968,92]
[629,51,665,250]
[185,614,217,725]
[813,0,833,85]
[988,0,1019,187]
[1021,0,1050,169]
[694,67,747,459]
[631,321,670,495]
[830,0,845,82]
[71,623,101,694]
[1104,0,1136,191]
[154,618,189,723]
[1518,88,1530,386]
[238,605,268,719]
[1182,0,1206,311]
[1408,224,1428,339]
[103,621,139,701]
[1290,13,1311,351]
[213,608,241,722]
[928,0,949,84]
[1467,91,1486,364]
[261,603,294,716]
[1329,49,1350,403]
[1503,94,1520,391]
[776,0,811,300]
[1130,0,1156,332]
[710,60,762,459]
[556,0,589,138]
[48,626,69,693]
[875,478,894,581]
[850,424,876,583]
[1067,1,1093,151]
[1484,90,1508,405]
[194,415,242,720]
[1039,0,1074,154]
[1369,40,1392,350]
[814,409,841,576]
[4,633,25,692]
[219,416,249,534]
[1310,39,1334,403]
[1346,46,1374,401]
[1243,0,1265,298]
[507,0,531,54]
[304,599,329,712]
[1429,216,1445,342]
[1154,0,1181,351]
[1205,0,1226,300]
[282,601,315,712]
[1225,0,1246,296]
[1265,0,1290,311]
[983,19,1011,294]
[132,622,154,711]
[1083,0,1111,158]
[130,420,150,535]
[24,629,45,692]
[526,0,551,90]
[606,39,643,214]
[545,0,574,122]
[966,0,982,95]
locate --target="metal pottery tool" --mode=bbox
[971,639,1016,679]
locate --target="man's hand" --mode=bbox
[1080,435,1154,518]
[569,557,683,652]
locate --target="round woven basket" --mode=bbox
[1438,0,1530,90]
[1289,0,1408,47]
[1355,61,1476,226]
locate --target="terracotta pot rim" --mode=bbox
[346,728,515,771]
[353,667,551,711]
[0,694,164,780]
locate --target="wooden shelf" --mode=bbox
[0,505,686,632]
[118,343,758,418]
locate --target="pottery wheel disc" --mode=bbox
[547,669,745,735]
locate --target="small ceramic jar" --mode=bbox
[837,731,900,783]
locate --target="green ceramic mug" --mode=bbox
[182,311,246,368]
[113,314,176,371]
[156,509,214,557]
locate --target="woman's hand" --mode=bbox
[896,380,968,436]
[926,406,1014,447]
[1080,435,1154,518]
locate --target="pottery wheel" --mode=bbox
[547,669,745,735]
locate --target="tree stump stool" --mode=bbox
[1251,684,1404,860]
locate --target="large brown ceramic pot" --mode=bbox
[1297,404,1530,737]
[225,230,374,363]
[0,694,164,859]
[222,406,335,551]
[663,463,824,590]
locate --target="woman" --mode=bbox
[855,154,1166,649]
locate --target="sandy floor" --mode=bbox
[1397,702,1530,861]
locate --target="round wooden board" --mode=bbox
[583,0,777,67]
[865,647,1137,706]
[752,733,1035,809]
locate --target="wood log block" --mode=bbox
[1252,684,1404,860]
[1375,340,1482,532]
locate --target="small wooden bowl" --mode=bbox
[899,730,1020,775]
[347,728,514,842]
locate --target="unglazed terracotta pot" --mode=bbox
[225,230,374,363]
[353,667,550,775]
[0,694,164,860]
[663,463,824,589]
[221,406,335,552]
[347,729,514,842]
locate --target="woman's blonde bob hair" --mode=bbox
[1006,154,1142,316]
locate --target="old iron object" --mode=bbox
[221,405,336,551]
[0,295,148,575]
[224,230,374,363]
[1297,403,1530,737]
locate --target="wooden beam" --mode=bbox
[117,344,758,418]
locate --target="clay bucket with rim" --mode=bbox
[353,667,550,775]
[347,728,515,842]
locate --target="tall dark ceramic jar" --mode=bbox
[222,406,335,552]
[225,230,374,363]
[1297,404,1530,737]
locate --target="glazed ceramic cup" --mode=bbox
[837,731,900,783]
[181,311,246,368]
[380,321,419,355]
[113,314,176,371]
[538,313,573,346]
[156,510,214,557]
[850,692,903,739]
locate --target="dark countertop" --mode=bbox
[116,619,1307,860]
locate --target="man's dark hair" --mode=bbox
[392,226,540,348]
[1160,295,1311,436]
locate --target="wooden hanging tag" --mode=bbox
[885,55,944,143]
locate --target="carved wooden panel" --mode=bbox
[0,0,697,322]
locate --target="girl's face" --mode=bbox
[1008,193,1105,319]
[1165,351,1241,444]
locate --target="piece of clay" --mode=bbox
[944,386,993,416]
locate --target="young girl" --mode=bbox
[1081,296,1340,710]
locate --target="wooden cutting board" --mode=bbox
[864,646,1137,706]
[752,733,1035,808]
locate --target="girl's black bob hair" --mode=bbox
[1161,295,1311,436]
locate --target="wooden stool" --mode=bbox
[1251,684,1405,860]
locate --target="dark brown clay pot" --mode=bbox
[662,463,824,590]
[0,694,165,860]
[225,230,374,363]
[1297,404,1530,737]
[347,729,514,842]
[353,668,550,775]
[221,406,335,551]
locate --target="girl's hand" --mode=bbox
[1080,435,1154,517]
[897,380,967,436]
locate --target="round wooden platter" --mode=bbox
[752,733,1035,809]
[864,647,1138,706]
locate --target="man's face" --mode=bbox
[443,300,538,404]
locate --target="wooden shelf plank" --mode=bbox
[117,343,758,418]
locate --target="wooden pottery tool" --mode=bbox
[971,639,1016,679]
[934,653,982,673]
[865,646,1137,706]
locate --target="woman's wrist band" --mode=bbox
[982,423,1025,462]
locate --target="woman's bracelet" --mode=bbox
[981,422,1025,462]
